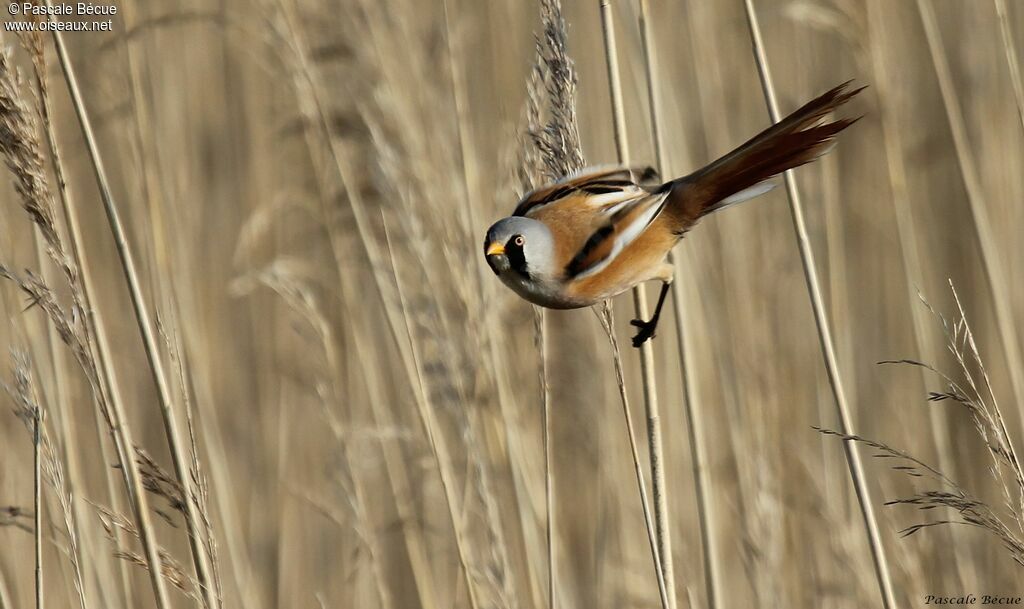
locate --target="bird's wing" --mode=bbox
[513,165,660,218]
[562,188,670,279]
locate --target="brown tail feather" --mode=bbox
[664,81,864,232]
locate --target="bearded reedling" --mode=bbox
[485,81,863,346]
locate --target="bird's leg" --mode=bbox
[630,281,671,348]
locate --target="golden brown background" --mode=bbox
[1,0,1023,607]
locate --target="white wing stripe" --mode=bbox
[586,190,642,209]
[574,192,668,279]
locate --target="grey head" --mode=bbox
[483,216,565,307]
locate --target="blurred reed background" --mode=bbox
[1,0,1023,607]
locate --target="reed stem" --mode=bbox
[598,305,671,609]
[48,18,219,609]
[637,2,720,607]
[742,1,897,607]
[37,14,173,607]
[56,16,220,604]
[597,3,675,607]
[115,6,222,603]
[534,308,554,609]
[33,405,42,609]
[17,27,132,608]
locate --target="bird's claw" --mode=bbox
[630,318,656,348]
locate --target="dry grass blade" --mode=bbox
[859,0,978,589]
[637,1,719,607]
[4,350,48,609]
[271,1,486,605]
[334,272,441,609]
[42,8,219,607]
[916,0,1024,435]
[817,287,1024,566]
[0,570,11,609]
[171,330,224,606]
[2,350,90,609]
[993,0,1024,136]
[742,1,897,607]
[596,304,670,609]
[597,3,674,607]
[235,257,395,609]
[634,2,716,605]
[380,219,481,609]
[442,4,546,604]
[33,384,42,609]
[92,503,202,600]
[532,306,553,609]
[862,0,956,482]
[17,24,136,606]
[113,6,227,598]
[0,39,170,609]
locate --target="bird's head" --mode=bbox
[483,216,555,281]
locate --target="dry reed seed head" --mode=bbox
[526,0,585,180]
[93,501,200,595]
[819,426,1024,566]
[939,293,1024,497]
[815,427,955,487]
[355,5,510,410]
[2,348,84,598]
[4,349,40,425]
[231,257,328,339]
[92,502,133,540]
[14,28,46,103]
[2,350,63,488]
[908,290,1024,497]
[823,290,1024,569]
[114,549,198,597]
[0,267,83,356]
[136,447,188,516]
[0,265,114,442]
[0,47,61,250]
[14,29,44,64]
[0,45,79,298]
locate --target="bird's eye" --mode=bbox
[513,235,525,247]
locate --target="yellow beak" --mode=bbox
[486,242,505,256]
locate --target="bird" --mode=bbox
[484,81,863,347]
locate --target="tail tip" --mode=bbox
[833,80,869,104]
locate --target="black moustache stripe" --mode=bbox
[507,243,531,280]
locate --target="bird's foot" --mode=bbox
[629,318,657,348]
